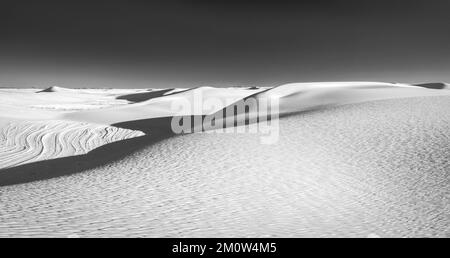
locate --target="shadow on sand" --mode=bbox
[0,117,182,187]
[0,114,223,187]
[116,88,193,103]
[116,88,175,102]
[0,97,281,187]
[414,83,447,90]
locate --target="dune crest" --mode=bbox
[37,86,74,93]
[204,82,450,127]
[254,82,449,114]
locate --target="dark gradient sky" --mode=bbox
[1,0,449,88]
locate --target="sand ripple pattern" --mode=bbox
[0,120,144,169]
[0,97,449,237]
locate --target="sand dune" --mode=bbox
[62,86,268,125]
[204,82,450,130]
[0,87,142,120]
[62,82,450,133]
[1,82,450,237]
[1,82,449,173]
[4,82,447,124]
[38,86,79,93]
[0,118,143,170]
[256,82,449,114]
[1,96,449,237]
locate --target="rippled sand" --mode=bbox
[0,119,144,169]
[1,96,449,238]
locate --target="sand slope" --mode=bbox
[1,82,450,237]
[257,82,449,114]
[0,118,143,170]
[62,86,268,124]
[1,96,449,237]
[204,82,450,130]
[1,82,449,175]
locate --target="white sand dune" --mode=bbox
[4,82,446,124]
[0,96,449,237]
[204,82,450,131]
[38,86,80,93]
[0,86,269,171]
[0,82,450,237]
[256,82,450,114]
[0,118,144,170]
[62,86,268,125]
[61,82,450,129]
[1,82,449,172]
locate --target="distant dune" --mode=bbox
[37,86,76,93]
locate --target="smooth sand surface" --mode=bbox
[0,82,449,237]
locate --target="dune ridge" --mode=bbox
[201,82,450,131]
[255,82,449,114]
